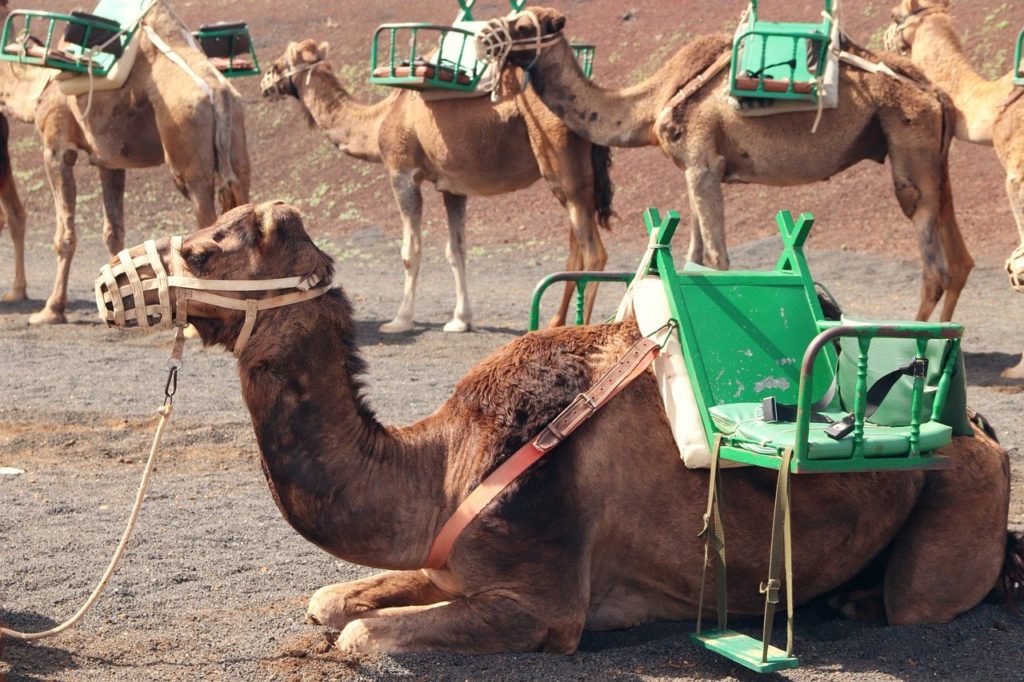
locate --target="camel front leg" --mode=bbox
[30,146,78,325]
[686,212,704,265]
[380,172,423,333]
[441,191,472,332]
[307,570,450,630]
[552,229,583,327]
[684,164,729,270]
[99,167,126,255]
[336,593,585,655]
[0,173,27,302]
[567,196,608,326]
[1002,174,1024,379]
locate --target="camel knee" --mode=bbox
[103,222,124,255]
[307,584,371,630]
[53,227,76,258]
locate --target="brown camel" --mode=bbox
[261,39,612,332]
[886,0,1024,378]
[0,112,26,302]
[0,0,250,325]
[101,201,1022,655]
[476,7,974,323]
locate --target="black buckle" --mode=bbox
[761,396,781,423]
[824,415,855,440]
[904,357,929,380]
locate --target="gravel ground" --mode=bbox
[1,221,1022,681]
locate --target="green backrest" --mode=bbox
[646,209,836,443]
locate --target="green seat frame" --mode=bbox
[729,0,834,102]
[0,0,148,76]
[1015,28,1023,87]
[192,23,260,78]
[369,0,597,92]
[644,208,961,474]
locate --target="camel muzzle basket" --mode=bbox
[95,236,328,356]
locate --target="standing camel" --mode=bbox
[476,7,974,323]
[0,112,26,301]
[261,39,612,333]
[0,0,250,324]
[886,0,1024,377]
[100,201,1022,654]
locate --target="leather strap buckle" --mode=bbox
[759,578,781,604]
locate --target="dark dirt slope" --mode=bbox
[6,0,1024,265]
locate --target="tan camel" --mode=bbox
[102,201,1022,654]
[0,112,26,301]
[476,8,974,323]
[0,0,250,324]
[886,0,1024,378]
[261,40,612,332]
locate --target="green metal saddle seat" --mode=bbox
[0,0,151,76]
[709,403,952,458]
[730,0,834,102]
[193,21,260,78]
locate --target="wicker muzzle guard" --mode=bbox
[1008,243,1024,292]
[95,236,327,356]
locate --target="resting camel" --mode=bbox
[102,201,1022,655]
[0,0,250,325]
[476,7,973,323]
[885,0,1024,378]
[0,112,26,301]
[261,40,612,332]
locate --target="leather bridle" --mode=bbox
[885,5,944,54]
[260,59,324,99]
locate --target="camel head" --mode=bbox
[96,202,334,354]
[886,0,950,54]
[261,39,330,100]
[475,6,566,71]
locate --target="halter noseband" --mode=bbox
[884,5,944,54]
[475,10,563,74]
[95,236,329,357]
[260,59,324,99]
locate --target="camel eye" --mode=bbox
[187,251,210,273]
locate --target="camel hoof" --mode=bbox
[1000,355,1024,380]
[28,307,67,325]
[379,318,414,334]
[1,288,27,302]
[183,324,201,340]
[547,316,567,329]
[442,319,471,333]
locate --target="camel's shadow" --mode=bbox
[964,351,1024,392]
[0,610,76,682]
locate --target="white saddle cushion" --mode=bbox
[57,31,140,96]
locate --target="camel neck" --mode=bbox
[295,68,387,162]
[526,35,731,148]
[911,15,1015,143]
[237,294,446,568]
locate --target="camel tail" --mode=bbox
[212,88,244,212]
[591,143,615,229]
[1002,531,1024,613]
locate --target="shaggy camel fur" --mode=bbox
[0,112,26,302]
[887,0,1024,378]
[104,201,1022,655]
[478,8,974,323]
[0,0,250,325]
[262,40,612,332]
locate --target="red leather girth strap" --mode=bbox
[424,337,660,569]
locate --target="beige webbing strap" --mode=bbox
[117,250,149,330]
[696,434,728,633]
[760,447,794,661]
[234,298,260,357]
[144,239,171,324]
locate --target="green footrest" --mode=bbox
[691,629,798,673]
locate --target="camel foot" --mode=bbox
[1,287,27,302]
[442,318,471,333]
[336,619,376,654]
[183,324,200,340]
[307,584,362,630]
[547,315,567,329]
[379,318,414,334]
[827,587,885,622]
[28,306,67,325]
[1000,354,1024,380]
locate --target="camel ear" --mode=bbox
[258,202,335,287]
[547,14,566,34]
[285,41,301,65]
[317,42,330,61]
